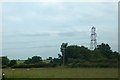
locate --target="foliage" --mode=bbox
[1,56,10,68]
[96,43,113,59]
[1,43,119,68]
[24,56,42,64]
[9,60,17,67]
[17,60,25,64]
[59,43,119,67]
[46,57,52,60]
[12,62,56,68]
[53,58,62,66]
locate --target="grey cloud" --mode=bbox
[21,33,51,37]
[20,31,88,37]
[57,31,81,37]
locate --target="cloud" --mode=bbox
[3,2,117,29]
[18,30,89,38]
[20,33,51,37]
[0,3,2,35]
[6,16,23,22]
[2,2,118,59]
[57,31,85,37]
[1,0,119,2]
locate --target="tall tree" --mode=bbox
[2,56,9,66]
[60,43,68,65]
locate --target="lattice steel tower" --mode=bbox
[90,26,97,50]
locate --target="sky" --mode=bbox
[0,1,118,60]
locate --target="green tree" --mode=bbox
[9,60,17,67]
[24,56,42,64]
[2,56,9,66]
[60,43,68,65]
[59,43,118,67]
[97,43,113,59]
[31,56,42,63]
[24,58,32,64]
[65,45,91,61]
[47,57,52,60]
[53,58,61,66]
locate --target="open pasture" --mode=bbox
[2,68,118,78]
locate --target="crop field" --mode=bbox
[2,68,118,78]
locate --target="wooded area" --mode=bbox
[1,43,119,68]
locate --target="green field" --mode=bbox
[2,68,118,78]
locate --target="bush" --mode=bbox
[2,65,8,68]
[67,61,118,68]
[9,60,17,67]
[12,62,57,68]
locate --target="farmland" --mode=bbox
[2,68,118,78]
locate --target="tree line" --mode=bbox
[60,43,119,67]
[1,43,119,68]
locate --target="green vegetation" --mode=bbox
[24,56,42,64]
[1,56,10,68]
[2,68,118,78]
[9,60,17,67]
[1,43,119,79]
[1,43,119,68]
[43,60,51,63]
[59,43,119,67]
[16,60,25,64]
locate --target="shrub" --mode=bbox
[12,62,57,68]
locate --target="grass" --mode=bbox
[16,60,25,64]
[42,60,50,63]
[2,67,118,78]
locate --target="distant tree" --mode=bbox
[47,57,52,60]
[24,56,42,64]
[9,60,17,67]
[31,56,42,63]
[60,43,68,65]
[24,58,32,64]
[59,43,119,67]
[96,43,113,59]
[50,60,53,63]
[65,45,91,61]
[58,54,62,59]
[111,51,119,59]
[53,58,61,66]
[60,43,68,54]
[2,56,9,66]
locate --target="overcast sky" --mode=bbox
[1,2,118,59]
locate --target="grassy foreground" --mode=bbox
[2,68,118,78]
